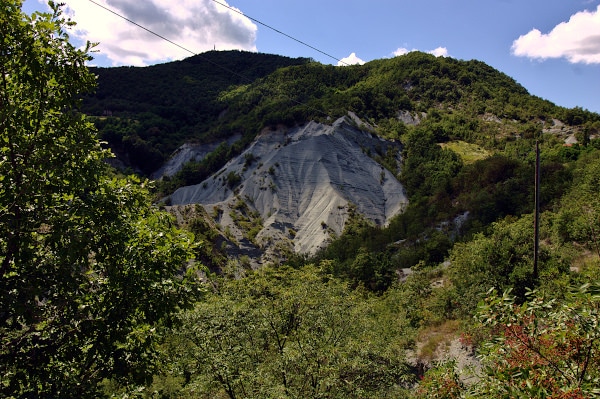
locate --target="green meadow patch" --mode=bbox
[440,141,490,164]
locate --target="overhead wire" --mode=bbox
[87,0,194,56]
[208,0,350,66]
[85,0,333,117]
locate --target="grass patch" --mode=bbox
[440,141,490,164]
[417,319,462,363]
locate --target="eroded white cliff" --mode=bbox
[168,116,408,261]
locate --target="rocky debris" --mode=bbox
[564,134,579,145]
[542,118,575,138]
[397,110,425,125]
[482,113,502,123]
[168,115,409,262]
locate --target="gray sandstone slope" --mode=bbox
[169,116,408,259]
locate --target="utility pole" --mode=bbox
[533,141,540,280]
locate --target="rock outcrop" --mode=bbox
[168,116,408,263]
[151,134,241,180]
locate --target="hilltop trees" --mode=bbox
[84,47,580,180]
[0,2,199,396]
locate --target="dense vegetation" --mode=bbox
[1,3,202,396]
[81,51,310,175]
[4,1,600,398]
[142,47,600,399]
[159,55,597,197]
[83,41,598,195]
[98,50,600,395]
[148,266,415,398]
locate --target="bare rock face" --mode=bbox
[168,116,408,263]
[397,110,425,125]
[151,134,241,180]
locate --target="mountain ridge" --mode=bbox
[82,50,599,267]
[85,50,595,179]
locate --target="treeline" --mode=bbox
[219,52,599,131]
[162,53,599,195]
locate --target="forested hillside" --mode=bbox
[4,2,600,397]
[92,49,600,396]
[81,51,311,174]
[84,49,597,195]
[91,49,600,397]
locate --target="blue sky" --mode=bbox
[23,0,600,113]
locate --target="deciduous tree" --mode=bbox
[154,266,413,398]
[474,286,600,398]
[0,2,199,396]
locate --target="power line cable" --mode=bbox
[208,0,349,66]
[88,0,195,57]
[85,0,331,117]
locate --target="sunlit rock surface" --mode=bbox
[168,116,408,260]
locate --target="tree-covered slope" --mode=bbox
[160,52,599,191]
[81,51,311,174]
[81,50,600,265]
[80,50,600,276]
[84,51,599,177]
[9,4,600,397]
[218,52,589,129]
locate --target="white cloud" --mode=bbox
[393,47,410,56]
[428,46,448,57]
[392,46,448,57]
[512,5,600,64]
[337,52,365,66]
[54,0,257,66]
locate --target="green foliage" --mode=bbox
[313,208,405,291]
[473,286,600,398]
[448,215,568,316]
[217,51,569,137]
[561,106,600,126]
[225,170,242,188]
[440,141,489,164]
[552,152,600,257]
[152,266,414,398]
[228,196,263,244]
[413,360,465,399]
[376,117,408,141]
[155,141,236,196]
[401,126,463,200]
[82,51,311,175]
[175,204,228,272]
[82,48,591,184]
[417,286,600,398]
[452,155,532,227]
[0,4,201,397]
